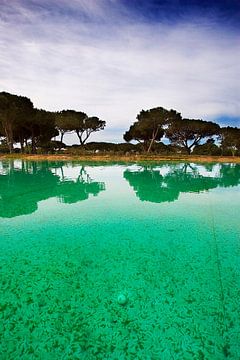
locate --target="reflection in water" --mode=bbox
[124,163,240,203]
[0,161,105,218]
[1,161,240,218]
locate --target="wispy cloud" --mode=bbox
[0,0,239,142]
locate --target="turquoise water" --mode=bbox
[0,160,239,359]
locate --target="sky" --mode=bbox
[0,0,240,144]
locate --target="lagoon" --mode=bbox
[0,160,239,359]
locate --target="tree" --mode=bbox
[0,92,34,153]
[55,110,86,143]
[123,107,181,153]
[55,110,106,146]
[166,118,220,154]
[13,123,31,153]
[25,109,58,153]
[75,115,106,146]
[219,127,240,156]
[192,138,221,155]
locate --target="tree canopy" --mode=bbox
[0,92,106,153]
[124,107,181,152]
[75,116,106,146]
[219,127,240,156]
[27,109,58,153]
[0,92,34,153]
[55,110,106,146]
[192,138,221,156]
[166,118,220,154]
[55,110,84,143]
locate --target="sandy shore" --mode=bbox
[0,153,240,163]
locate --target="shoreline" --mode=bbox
[0,154,240,163]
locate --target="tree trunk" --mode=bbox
[147,137,155,153]
[20,140,24,153]
[31,136,36,154]
[142,140,149,153]
[19,135,24,153]
[185,146,191,155]
[3,125,13,153]
[6,135,13,154]
[76,130,84,146]
[7,140,13,154]
[147,127,159,153]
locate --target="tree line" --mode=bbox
[123,108,240,155]
[0,92,105,154]
[0,91,239,155]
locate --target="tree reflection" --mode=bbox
[0,161,105,218]
[124,163,240,203]
[57,167,105,204]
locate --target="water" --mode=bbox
[0,160,239,359]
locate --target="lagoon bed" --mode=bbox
[0,160,239,359]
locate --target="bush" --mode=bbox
[192,142,221,155]
[0,141,9,153]
[37,140,67,154]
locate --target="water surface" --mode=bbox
[0,161,239,359]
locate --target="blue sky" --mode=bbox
[0,0,239,143]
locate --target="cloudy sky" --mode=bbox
[0,0,240,143]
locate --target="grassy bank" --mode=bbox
[0,153,240,163]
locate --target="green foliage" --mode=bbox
[55,110,106,146]
[37,140,66,154]
[55,110,87,143]
[25,109,58,153]
[219,127,240,156]
[0,140,9,153]
[192,139,221,155]
[65,142,139,155]
[0,91,239,156]
[75,116,106,146]
[124,107,181,152]
[149,142,174,154]
[85,142,116,152]
[166,118,220,154]
[0,92,34,153]
[0,92,59,154]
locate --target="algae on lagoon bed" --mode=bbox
[0,160,239,359]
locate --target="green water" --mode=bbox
[0,160,239,359]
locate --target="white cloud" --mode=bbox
[0,1,239,142]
